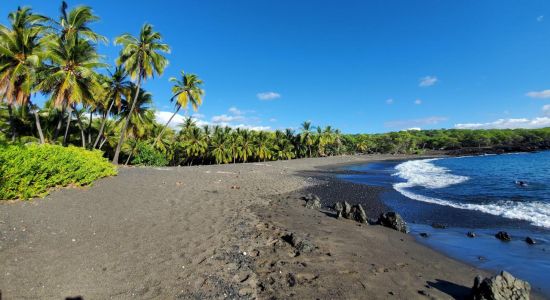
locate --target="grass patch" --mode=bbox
[0,144,117,200]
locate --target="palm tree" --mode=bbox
[300,121,313,157]
[0,7,48,143]
[254,131,272,162]
[50,1,107,44]
[38,36,103,146]
[112,23,170,164]
[180,126,207,166]
[155,71,204,145]
[237,129,254,163]
[92,67,130,148]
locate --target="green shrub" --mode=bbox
[0,144,117,200]
[131,143,169,167]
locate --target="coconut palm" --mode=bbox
[155,71,204,145]
[49,1,107,44]
[38,36,104,146]
[180,126,207,166]
[300,121,314,157]
[254,131,272,162]
[92,67,130,148]
[237,129,254,163]
[0,7,48,143]
[112,23,170,164]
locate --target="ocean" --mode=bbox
[339,151,550,296]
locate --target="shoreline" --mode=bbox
[0,154,543,299]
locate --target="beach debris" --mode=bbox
[525,237,536,245]
[467,231,476,238]
[304,194,321,209]
[350,204,368,223]
[342,201,353,219]
[470,271,531,300]
[282,232,316,255]
[377,212,409,233]
[495,231,511,241]
[431,222,448,229]
[230,185,240,189]
[419,232,429,238]
[334,202,344,218]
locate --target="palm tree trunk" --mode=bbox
[113,76,142,164]
[99,137,107,150]
[154,105,180,146]
[63,106,72,146]
[87,110,93,146]
[7,103,16,142]
[93,100,114,149]
[32,108,45,144]
[74,108,86,148]
[125,151,133,165]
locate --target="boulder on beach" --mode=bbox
[467,231,476,238]
[350,204,368,223]
[305,195,321,209]
[470,271,531,300]
[342,201,352,219]
[333,202,343,218]
[377,212,408,233]
[525,237,536,245]
[282,232,316,254]
[495,231,511,241]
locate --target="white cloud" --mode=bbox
[407,127,421,131]
[385,116,448,128]
[455,117,550,129]
[537,15,544,22]
[234,124,271,131]
[386,98,394,104]
[269,118,277,122]
[155,111,209,128]
[419,76,438,87]
[414,99,422,105]
[211,114,244,123]
[257,92,281,101]
[526,89,550,99]
[543,105,550,116]
[228,107,243,115]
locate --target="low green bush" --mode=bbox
[131,143,169,167]
[0,144,117,200]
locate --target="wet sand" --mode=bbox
[0,154,534,299]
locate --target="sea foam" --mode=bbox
[393,159,550,229]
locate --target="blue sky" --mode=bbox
[2,0,550,133]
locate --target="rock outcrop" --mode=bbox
[495,231,511,241]
[377,212,408,233]
[470,271,531,300]
[333,202,343,218]
[350,204,367,223]
[303,194,321,209]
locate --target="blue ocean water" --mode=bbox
[339,151,550,296]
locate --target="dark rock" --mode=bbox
[525,237,536,245]
[431,222,448,229]
[334,202,343,218]
[282,233,315,254]
[287,273,297,287]
[495,231,511,241]
[378,212,408,233]
[342,201,352,219]
[301,193,314,201]
[467,231,476,238]
[419,232,429,238]
[350,204,368,223]
[470,270,531,300]
[305,195,321,209]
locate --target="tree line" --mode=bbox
[2,3,549,166]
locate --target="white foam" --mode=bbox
[393,159,550,229]
[393,159,469,189]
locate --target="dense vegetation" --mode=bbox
[1,2,550,172]
[0,144,116,199]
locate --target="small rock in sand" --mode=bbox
[525,237,536,245]
[350,204,368,224]
[305,195,321,209]
[470,270,530,300]
[495,231,511,241]
[467,231,476,238]
[283,233,316,254]
[419,233,429,238]
[334,202,343,218]
[342,201,352,219]
[378,212,408,233]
